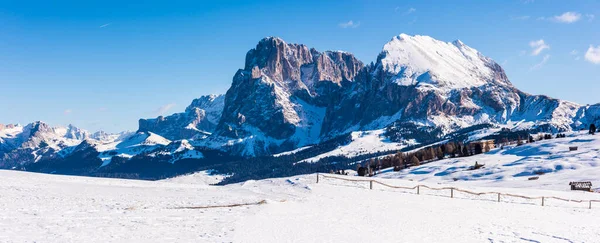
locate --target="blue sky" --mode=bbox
[1,0,599,133]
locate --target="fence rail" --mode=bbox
[317,174,600,209]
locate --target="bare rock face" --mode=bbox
[138,94,224,140]
[215,37,364,147]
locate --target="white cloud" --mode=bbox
[404,8,416,15]
[510,15,530,20]
[64,109,72,115]
[586,14,595,22]
[552,12,581,23]
[99,23,111,28]
[570,50,581,60]
[339,20,360,28]
[530,54,551,70]
[155,103,176,116]
[395,7,416,15]
[529,39,550,56]
[585,45,600,64]
[98,107,108,112]
[522,0,534,3]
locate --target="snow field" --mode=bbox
[2,170,600,242]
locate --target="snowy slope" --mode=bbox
[163,170,228,185]
[147,139,204,164]
[2,170,600,242]
[377,131,600,191]
[380,34,507,90]
[272,146,312,157]
[300,129,415,163]
[0,124,23,150]
[138,94,225,141]
[96,132,171,166]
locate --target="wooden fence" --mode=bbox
[316,174,600,209]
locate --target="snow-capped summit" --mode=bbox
[186,94,225,125]
[379,34,509,90]
[14,121,87,150]
[90,130,132,142]
[0,122,92,168]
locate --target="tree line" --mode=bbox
[355,130,573,177]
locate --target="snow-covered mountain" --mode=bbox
[0,122,91,168]
[138,94,225,140]
[204,34,600,156]
[0,121,139,169]
[3,33,600,181]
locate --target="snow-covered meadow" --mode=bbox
[377,132,600,192]
[2,167,600,242]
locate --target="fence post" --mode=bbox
[369,180,373,190]
[417,185,420,195]
[316,173,319,184]
[451,188,454,198]
[497,193,500,202]
[590,201,592,209]
[542,197,545,206]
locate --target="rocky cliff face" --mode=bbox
[214,37,363,154]
[138,94,225,140]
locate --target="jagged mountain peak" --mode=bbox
[244,37,363,85]
[138,94,225,140]
[259,36,286,43]
[216,36,364,142]
[0,123,20,131]
[186,94,225,113]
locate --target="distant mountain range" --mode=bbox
[3,34,600,183]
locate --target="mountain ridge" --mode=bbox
[2,33,600,181]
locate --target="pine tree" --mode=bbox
[474,143,483,154]
[427,147,436,161]
[436,146,444,160]
[410,155,420,166]
[445,143,456,157]
[462,145,470,157]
